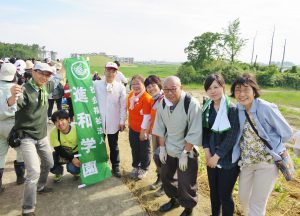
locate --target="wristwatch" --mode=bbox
[183,149,190,155]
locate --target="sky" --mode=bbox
[1,0,300,64]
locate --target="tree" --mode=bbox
[222,19,247,63]
[176,62,197,84]
[184,32,222,70]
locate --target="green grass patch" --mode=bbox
[261,91,300,108]
[120,64,179,78]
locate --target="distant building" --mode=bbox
[70,52,134,64]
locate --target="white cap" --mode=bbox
[105,62,118,70]
[33,62,55,74]
[0,63,16,81]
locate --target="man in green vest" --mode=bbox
[8,62,55,216]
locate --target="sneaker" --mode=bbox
[155,186,165,197]
[137,169,148,180]
[53,174,63,183]
[130,167,139,178]
[37,186,53,194]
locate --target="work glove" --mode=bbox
[159,146,167,164]
[179,151,188,171]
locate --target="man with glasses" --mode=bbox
[93,62,126,178]
[8,62,55,216]
[153,76,202,216]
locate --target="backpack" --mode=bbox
[162,94,191,114]
[162,94,191,137]
[52,82,64,99]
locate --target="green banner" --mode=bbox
[64,57,111,186]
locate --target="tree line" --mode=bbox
[0,42,45,60]
[178,19,300,89]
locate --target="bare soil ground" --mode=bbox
[117,90,300,216]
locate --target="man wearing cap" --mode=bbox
[8,62,55,216]
[0,63,26,193]
[114,61,128,86]
[93,62,127,178]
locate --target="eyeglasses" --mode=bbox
[35,70,52,78]
[163,87,177,93]
[234,88,252,94]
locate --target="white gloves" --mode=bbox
[159,146,167,164]
[179,151,188,171]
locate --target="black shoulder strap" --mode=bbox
[57,128,78,150]
[162,98,166,109]
[57,129,61,145]
[162,94,191,137]
[184,94,191,115]
[244,110,273,150]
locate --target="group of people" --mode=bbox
[0,57,297,216]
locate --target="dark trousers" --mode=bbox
[129,128,151,170]
[67,98,74,118]
[207,166,240,216]
[48,98,62,118]
[103,132,120,170]
[161,154,198,209]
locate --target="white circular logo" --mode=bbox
[71,61,90,80]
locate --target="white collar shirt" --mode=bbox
[93,80,127,134]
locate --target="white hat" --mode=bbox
[105,62,118,70]
[0,63,16,81]
[25,60,34,70]
[14,59,26,75]
[33,62,55,74]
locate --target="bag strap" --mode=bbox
[57,129,61,145]
[244,110,273,150]
[57,128,77,150]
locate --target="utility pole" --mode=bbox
[269,26,275,66]
[254,54,258,67]
[250,32,257,65]
[280,39,287,72]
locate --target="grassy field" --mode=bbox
[88,55,178,78]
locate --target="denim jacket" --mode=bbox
[232,98,293,163]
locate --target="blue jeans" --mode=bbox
[50,151,80,175]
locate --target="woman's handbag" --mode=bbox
[7,127,22,148]
[244,110,295,181]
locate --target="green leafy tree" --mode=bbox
[222,19,247,63]
[176,62,197,84]
[184,32,222,70]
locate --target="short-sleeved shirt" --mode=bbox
[50,126,78,153]
[127,91,153,132]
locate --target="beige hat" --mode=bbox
[25,60,34,70]
[33,62,54,74]
[0,63,16,81]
